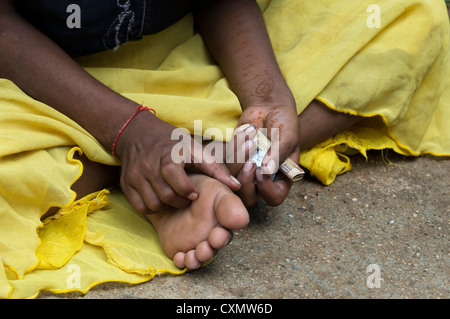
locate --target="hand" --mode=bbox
[233,104,300,207]
[114,111,241,214]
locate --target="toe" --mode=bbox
[208,226,232,250]
[215,192,250,230]
[173,252,186,269]
[174,250,203,270]
[184,250,201,269]
[195,241,216,263]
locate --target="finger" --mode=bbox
[190,155,242,191]
[262,129,300,176]
[226,140,256,176]
[226,125,257,167]
[121,179,172,214]
[149,172,193,209]
[159,161,199,201]
[236,160,261,207]
[194,126,256,187]
[120,183,151,215]
[120,156,183,212]
[261,127,281,175]
[125,157,192,209]
[255,168,292,207]
[139,181,174,212]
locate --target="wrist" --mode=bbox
[111,104,156,157]
[243,95,297,112]
[239,78,296,111]
[112,105,159,159]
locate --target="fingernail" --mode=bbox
[244,124,256,133]
[243,160,254,173]
[230,175,241,186]
[265,159,277,175]
[188,192,198,200]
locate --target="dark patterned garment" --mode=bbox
[14,0,208,57]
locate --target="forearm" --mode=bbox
[194,0,295,109]
[0,1,141,150]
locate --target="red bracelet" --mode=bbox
[112,104,156,157]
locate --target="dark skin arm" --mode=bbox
[195,0,300,206]
[0,0,241,214]
[0,0,297,210]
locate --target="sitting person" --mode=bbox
[0,0,448,297]
[0,0,367,270]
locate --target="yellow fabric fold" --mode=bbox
[0,0,448,298]
[36,189,110,270]
[84,188,186,277]
[0,146,82,283]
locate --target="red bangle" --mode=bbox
[112,104,156,157]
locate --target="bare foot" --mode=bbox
[43,151,249,270]
[146,173,249,269]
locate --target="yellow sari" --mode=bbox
[0,0,448,298]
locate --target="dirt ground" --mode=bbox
[40,151,449,299]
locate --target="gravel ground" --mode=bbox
[39,151,449,299]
